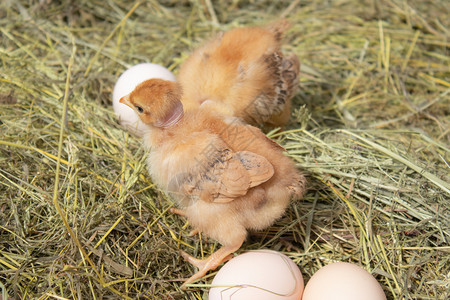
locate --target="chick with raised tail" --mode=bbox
[120,79,306,287]
[178,20,300,128]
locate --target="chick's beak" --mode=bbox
[119,95,132,108]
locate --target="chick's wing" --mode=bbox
[183,147,274,203]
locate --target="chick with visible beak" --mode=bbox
[119,79,184,128]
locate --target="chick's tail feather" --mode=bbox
[281,53,301,100]
[289,172,308,200]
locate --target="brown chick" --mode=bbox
[120,78,306,288]
[177,20,300,128]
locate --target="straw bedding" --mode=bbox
[0,0,448,299]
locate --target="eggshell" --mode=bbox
[209,250,304,300]
[302,262,386,300]
[112,63,176,136]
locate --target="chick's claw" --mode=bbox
[180,250,205,269]
[169,207,186,216]
[188,229,200,236]
[179,244,242,289]
[180,250,233,270]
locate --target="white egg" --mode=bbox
[302,262,386,300]
[112,63,176,136]
[209,250,304,300]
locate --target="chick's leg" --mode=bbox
[180,240,244,289]
[169,207,186,216]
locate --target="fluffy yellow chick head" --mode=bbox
[119,79,184,128]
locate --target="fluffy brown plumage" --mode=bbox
[120,78,306,287]
[178,20,300,128]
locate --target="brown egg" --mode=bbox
[209,250,304,300]
[302,262,386,300]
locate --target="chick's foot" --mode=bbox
[169,207,186,216]
[180,242,243,289]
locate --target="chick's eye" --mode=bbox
[135,105,144,113]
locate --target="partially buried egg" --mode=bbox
[112,63,176,136]
[209,250,304,300]
[302,262,386,300]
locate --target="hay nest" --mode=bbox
[0,0,448,299]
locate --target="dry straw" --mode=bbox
[0,0,448,299]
